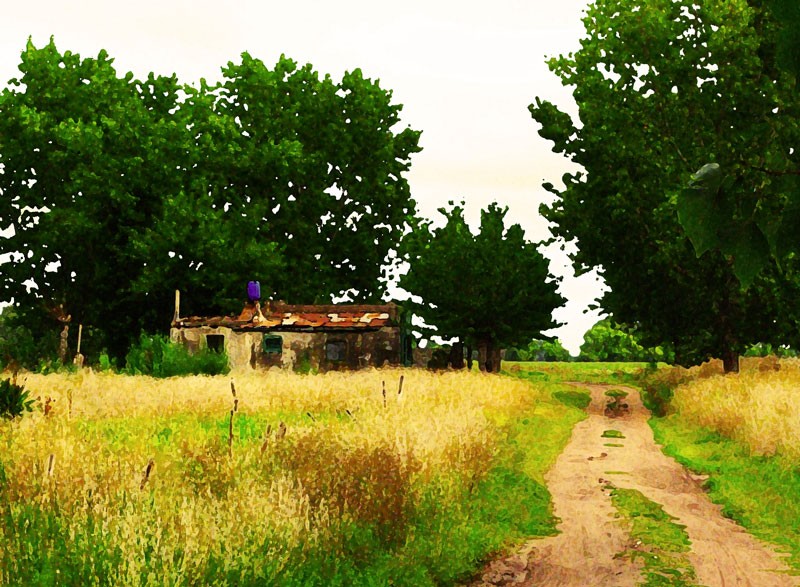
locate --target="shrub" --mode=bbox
[0,309,60,370]
[36,359,77,375]
[124,333,229,377]
[503,347,524,361]
[523,338,573,362]
[97,352,116,372]
[0,378,35,419]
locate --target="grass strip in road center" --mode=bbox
[609,485,700,587]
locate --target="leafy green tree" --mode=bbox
[578,319,672,363]
[0,308,58,370]
[0,41,421,361]
[530,0,800,372]
[400,202,564,372]
[0,39,187,358]
[772,0,800,78]
[513,338,573,362]
[133,53,421,310]
[676,0,800,283]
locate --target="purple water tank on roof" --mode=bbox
[247,281,261,301]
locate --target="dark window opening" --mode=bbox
[262,335,282,354]
[326,340,347,362]
[206,334,225,353]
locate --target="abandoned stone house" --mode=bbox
[170,296,411,371]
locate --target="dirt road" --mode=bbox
[468,384,798,587]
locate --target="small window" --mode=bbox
[326,340,347,362]
[206,334,225,353]
[262,335,282,354]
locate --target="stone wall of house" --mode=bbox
[170,326,259,370]
[171,326,402,371]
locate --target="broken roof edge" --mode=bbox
[171,301,401,331]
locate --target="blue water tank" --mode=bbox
[247,281,261,301]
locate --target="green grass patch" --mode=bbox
[605,443,625,448]
[605,389,629,399]
[506,385,589,484]
[609,485,698,586]
[602,429,626,439]
[504,361,650,385]
[552,389,592,410]
[651,415,800,573]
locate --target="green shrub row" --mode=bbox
[123,333,229,377]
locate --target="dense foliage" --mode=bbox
[123,334,230,377]
[400,203,564,372]
[506,338,573,362]
[578,320,672,363]
[530,0,800,372]
[676,0,800,282]
[0,308,58,370]
[0,39,420,361]
[507,319,672,363]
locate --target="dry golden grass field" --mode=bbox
[0,368,577,586]
[649,357,800,459]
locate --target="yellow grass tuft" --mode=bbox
[671,358,800,459]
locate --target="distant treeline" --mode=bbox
[504,320,797,364]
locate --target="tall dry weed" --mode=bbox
[671,358,800,460]
[0,368,538,585]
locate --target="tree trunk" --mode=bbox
[718,272,740,375]
[449,340,465,369]
[479,339,502,373]
[722,348,740,374]
[477,340,488,372]
[466,345,474,370]
[487,345,502,373]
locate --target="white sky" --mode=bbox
[0,0,607,353]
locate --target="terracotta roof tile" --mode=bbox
[173,303,398,331]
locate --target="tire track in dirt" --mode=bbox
[466,384,798,587]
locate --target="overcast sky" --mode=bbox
[0,0,607,353]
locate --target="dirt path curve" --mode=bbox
[467,384,798,587]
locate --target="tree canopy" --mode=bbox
[676,0,800,284]
[399,202,564,372]
[530,0,800,372]
[0,39,420,360]
[507,319,672,363]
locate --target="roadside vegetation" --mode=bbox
[641,358,800,573]
[0,368,587,586]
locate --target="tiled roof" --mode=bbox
[173,303,399,331]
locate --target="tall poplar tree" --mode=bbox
[530,0,800,371]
